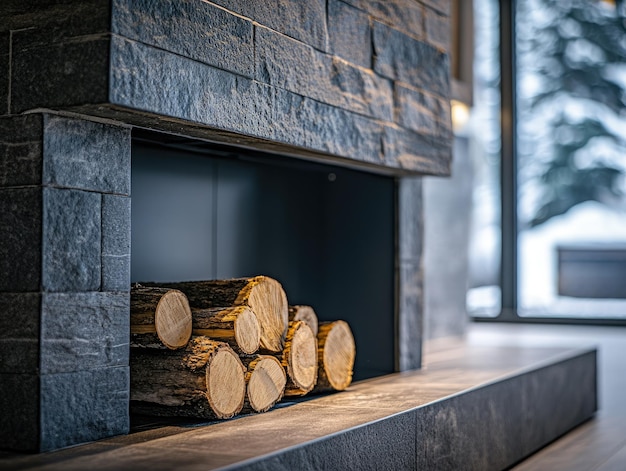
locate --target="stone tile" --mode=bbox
[383,125,451,174]
[395,83,452,137]
[11,38,109,113]
[255,26,393,121]
[373,21,450,97]
[0,373,39,452]
[398,176,423,263]
[40,292,129,374]
[328,0,371,69]
[43,115,131,195]
[42,188,101,292]
[0,187,42,292]
[0,293,40,374]
[40,366,130,451]
[109,36,262,138]
[242,411,417,470]
[210,0,328,51]
[102,195,131,256]
[5,0,110,50]
[425,6,450,52]
[0,32,8,115]
[0,114,44,187]
[112,0,253,78]
[341,0,425,40]
[398,260,423,371]
[101,194,131,291]
[422,0,451,16]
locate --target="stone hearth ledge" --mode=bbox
[0,343,597,470]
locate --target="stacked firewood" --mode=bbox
[129,276,356,419]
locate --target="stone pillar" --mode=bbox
[0,113,131,452]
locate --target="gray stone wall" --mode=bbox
[1,0,452,175]
[0,114,131,451]
[0,0,453,452]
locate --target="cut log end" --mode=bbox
[234,307,261,355]
[206,347,246,419]
[318,320,356,392]
[288,305,319,337]
[284,321,318,396]
[156,290,193,349]
[246,276,289,353]
[246,356,286,413]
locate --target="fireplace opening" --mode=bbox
[131,132,396,381]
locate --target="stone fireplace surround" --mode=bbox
[1,0,451,452]
[0,1,598,465]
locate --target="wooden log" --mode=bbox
[313,320,356,392]
[130,337,246,419]
[142,276,288,353]
[130,286,192,350]
[240,355,286,413]
[288,305,319,336]
[192,306,261,355]
[280,321,318,397]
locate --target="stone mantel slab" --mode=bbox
[1,0,452,176]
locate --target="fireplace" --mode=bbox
[0,0,451,452]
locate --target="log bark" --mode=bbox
[288,305,318,336]
[280,321,318,396]
[240,355,286,413]
[313,320,356,392]
[130,337,246,419]
[142,277,288,352]
[130,286,192,350]
[192,306,261,355]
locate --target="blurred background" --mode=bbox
[424,0,626,339]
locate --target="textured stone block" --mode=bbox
[0,187,42,292]
[11,38,109,113]
[0,293,40,374]
[422,0,451,16]
[210,0,328,51]
[110,36,261,137]
[398,260,423,371]
[0,32,8,115]
[383,126,451,174]
[112,0,253,78]
[102,194,131,291]
[414,351,597,470]
[260,85,384,164]
[425,6,450,52]
[328,0,371,68]
[398,176,423,263]
[40,292,129,374]
[43,115,131,194]
[373,21,450,97]
[243,411,417,470]
[395,83,452,137]
[40,366,130,451]
[256,26,393,121]
[0,114,44,187]
[4,0,110,49]
[42,188,101,292]
[341,0,425,40]
[0,373,39,452]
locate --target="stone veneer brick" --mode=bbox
[112,0,254,78]
[373,20,450,97]
[327,0,372,69]
[209,0,328,52]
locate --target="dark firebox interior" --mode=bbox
[131,134,396,380]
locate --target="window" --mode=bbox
[470,0,626,323]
